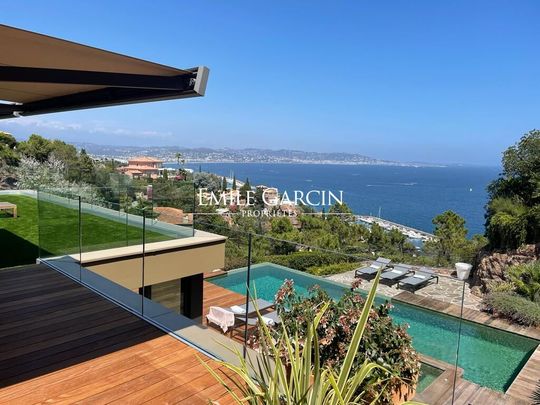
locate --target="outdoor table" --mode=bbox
[0,202,17,218]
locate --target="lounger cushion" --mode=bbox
[230,305,245,314]
[356,266,379,275]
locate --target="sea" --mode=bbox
[168,163,500,237]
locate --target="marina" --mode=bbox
[357,215,436,241]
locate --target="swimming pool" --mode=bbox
[209,262,539,392]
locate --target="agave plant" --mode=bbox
[201,271,423,404]
[532,380,540,405]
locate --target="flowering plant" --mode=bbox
[254,280,421,404]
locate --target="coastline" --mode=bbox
[164,160,447,168]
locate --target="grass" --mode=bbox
[0,195,171,269]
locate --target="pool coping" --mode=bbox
[414,354,463,403]
[506,344,540,403]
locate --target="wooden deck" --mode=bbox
[0,264,235,404]
[394,290,540,340]
[431,378,527,405]
[507,345,540,403]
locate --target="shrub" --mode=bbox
[307,261,359,276]
[250,279,421,404]
[259,251,355,272]
[508,261,540,303]
[483,292,540,326]
[203,273,415,404]
[486,280,516,294]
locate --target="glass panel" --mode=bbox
[142,181,195,242]
[78,187,144,314]
[37,188,81,279]
[141,218,252,360]
[244,231,465,404]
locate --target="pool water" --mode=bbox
[210,263,539,392]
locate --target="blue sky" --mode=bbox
[1,1,539,165]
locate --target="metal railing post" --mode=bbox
[243,233,252,358]
[141,209,146,313]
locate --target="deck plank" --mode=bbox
[506,345,540,403]
[0,264,234,404]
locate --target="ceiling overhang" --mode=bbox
[0,24,209,119]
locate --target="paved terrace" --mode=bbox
[0,264,235,404]
[328,268,483,310]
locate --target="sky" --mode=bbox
[1,1,539,165]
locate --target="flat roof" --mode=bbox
[0,24,209,119]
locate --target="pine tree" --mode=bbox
[232,175,237,190]
[221,176,227,191]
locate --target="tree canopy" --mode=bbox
[486,129,540,249]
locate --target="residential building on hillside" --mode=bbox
[117,156,164,179]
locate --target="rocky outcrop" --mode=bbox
[0,174,17,190]
[471,244,540,296]
[0,166,17,189]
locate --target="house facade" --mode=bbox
[118,156,164,179]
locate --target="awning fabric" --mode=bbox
[0,24,209,119]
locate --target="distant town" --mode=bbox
[73,142,444,167]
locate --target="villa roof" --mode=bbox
[0,24,209,119]
[129,156,164,163]
[120,165,160,171]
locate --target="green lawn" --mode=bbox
[0,195,170,269]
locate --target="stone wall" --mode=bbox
[471,243,540,295]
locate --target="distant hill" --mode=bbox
[74,142,444,167]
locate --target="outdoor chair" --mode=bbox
[397,267,439,291]
[354,257,392,278]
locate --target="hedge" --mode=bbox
[483,291,540,326]
[255,251,357,272]
[307,262,360,276]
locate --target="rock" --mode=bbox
[0,166,17,190]
[0,175,17,189]
[471,244,540,296]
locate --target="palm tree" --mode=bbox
[175,152,185,169]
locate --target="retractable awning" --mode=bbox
[0,24,209,119]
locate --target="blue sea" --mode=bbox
[174,163,500,236]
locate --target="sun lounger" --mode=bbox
[380,264,414,283]
[354,257,392,277]
[236,310,281,327]
[229,298,274,316]
[206,306,236,333]
[207,299,277,335]
[397,267,439,290]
